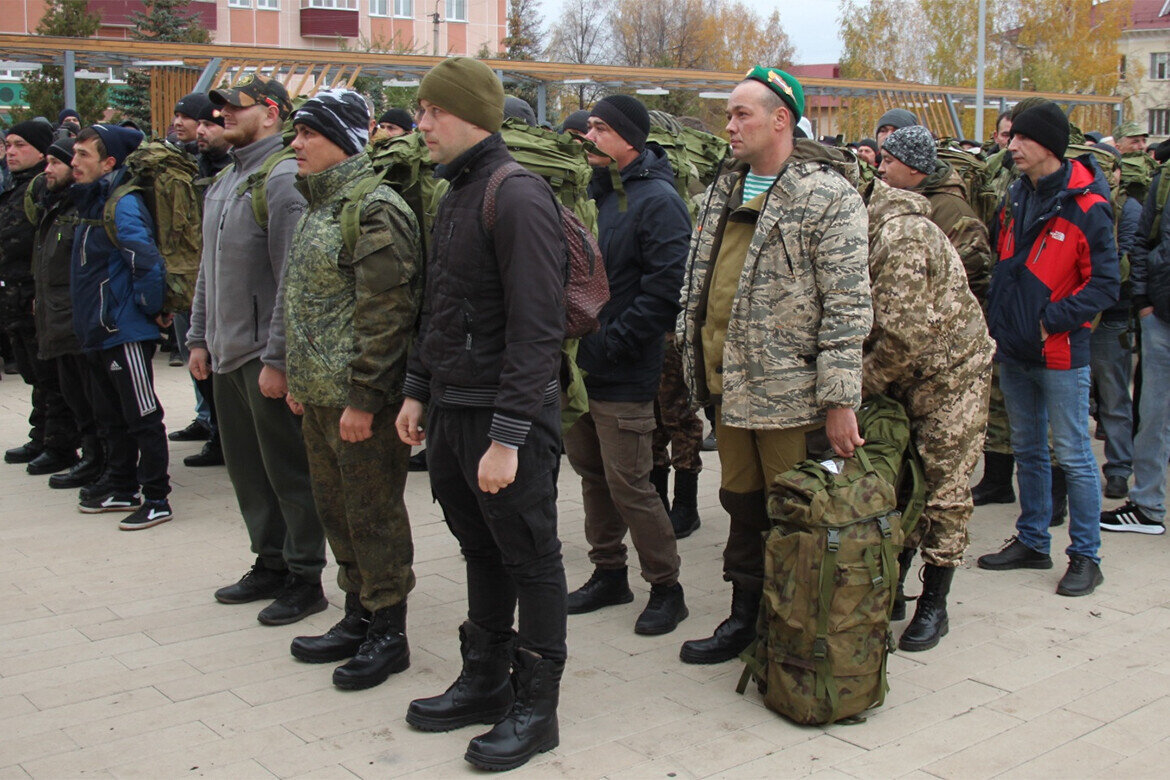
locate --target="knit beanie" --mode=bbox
[418,57,504,133]
[174,92,212,120]
[6,120,53,154]
[197,102,224,128]
[875,108,918,135]
[504,96,537,127]
[590,94,650,152]
[1009,97,1048,122]
[1010,102,1070,160]
[46,136,75,166]
[90,124,144,168]
[377,107,413,133]
[57,108,80,124]
[292,87,370,157]
[559,109,590,135]
[881,125,937,174]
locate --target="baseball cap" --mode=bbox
[210,73,293,119]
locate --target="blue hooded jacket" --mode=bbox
[70,124,166,352]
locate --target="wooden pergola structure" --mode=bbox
[0,33,1125,140]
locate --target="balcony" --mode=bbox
[88,1,217,31]
[299,0,359,37]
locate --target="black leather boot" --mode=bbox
[27,448,78,476]
[566,566,634,614]
[257,573,328,625]
[891,547,916,621]
[49,436,104,489]
[406,621,515,732]
[649,465,670,514]
[184,429,224,467]
[464,648,563,772]
[972,451,1015,505]
[678,585,760,664]
[4,441,42,465]
[1050,466,1068,527]
[669,468,701,539]
[898,564,954,652]
[332,602,410,689]
[215,558,288,604]
[290,592,371,663]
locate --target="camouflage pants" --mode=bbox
[984,363,1013,455]
[901,361,992,567]
[653,333,704,472]
[301,403,416,611]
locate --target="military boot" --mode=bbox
[27,448,78,476]
[331,602,410,690]
[669,468,701,539]
[464,648,563,772]
[290,592,370,663]
[566,566,634,614]
[649,465,670,514]
[891,547,916,621]
[972,451,1015,505]
[898,564,954,652]
[406,621,515,731]
[678,585,760,664]
[49,436,104,489]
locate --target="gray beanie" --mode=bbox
[882,125,937,174]
[876,108,919,135]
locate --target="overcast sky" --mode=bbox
[536,0,845,65]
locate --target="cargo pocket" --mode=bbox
[612,415,657,478]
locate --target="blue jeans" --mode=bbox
[999,362,1101,562]
[1130,313,1170,522]
[1089,319,1134,479]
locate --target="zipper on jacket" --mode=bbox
[252,295,259,342]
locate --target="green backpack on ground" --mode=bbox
[85,141,203,313]
[737,394,925,725]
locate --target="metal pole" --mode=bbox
[536,82,547,125]
[944,94,962,138]
[192,57,223,93]
[63,50,76,112]
[975,0,986,141]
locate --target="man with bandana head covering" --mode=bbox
[282,88,423,691]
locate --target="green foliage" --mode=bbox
[11,0,106,125]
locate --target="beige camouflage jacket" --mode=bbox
[861,179,994,416]
[676,139,872,430]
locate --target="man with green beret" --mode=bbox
[395,56,568,772]
[675,65,872,664]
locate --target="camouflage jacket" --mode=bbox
[677,139,872,429]
[910,160,993,304]
[285,154,421,412]
[862,180,994,416]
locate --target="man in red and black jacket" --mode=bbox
[977,101,1119,597]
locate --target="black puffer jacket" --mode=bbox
[578,144,690,402]
[404,134,565,448]
[0,161,44,283]
[30,177,80,359]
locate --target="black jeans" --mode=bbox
[426,402,568,661]
[56,352,96,442]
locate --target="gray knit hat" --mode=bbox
[876,108,919,135]
[882,125,937,174]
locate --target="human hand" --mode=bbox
[188,347,211,381]
[258,365,287,399]
[396,398,426,446]
[478,441,518,494]
[826,406,865,458]
[340,406,374,442]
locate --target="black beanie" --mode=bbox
[1010,101,1070,160]
[47,137,75,165]
[591,95,650,152]
[6,120,53,155]
[377,107,413,133]
[197,102,224,128]
[174,92,212,120]
[559,109,590,135]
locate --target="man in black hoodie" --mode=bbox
[563,94,691,636]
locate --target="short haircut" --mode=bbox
[996,111,1011,129]
[75,126,107,159]
[739,78,795,128]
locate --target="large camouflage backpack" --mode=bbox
[937,146,999,229]
[737,394,925,725]
[499,117,600,235]
[677,123,730,188]
[366,131,446,257]
[646,110,701,208]
[93,141,203,313]
[1120,152,1155,205]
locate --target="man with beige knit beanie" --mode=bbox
[396,57,568,772]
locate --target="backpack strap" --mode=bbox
[23,173,44,226]
[99,182,146,249]
[482,161,528,232]
[236,145,297,231]
[339,174,388,258]
[815,527,842,723]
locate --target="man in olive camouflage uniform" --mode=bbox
[281,89,422,691]
[862,177,994,652]
[652,334,705,537]
[676,67,872,665]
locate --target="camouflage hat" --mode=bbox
[1113,121,1146,139]
[210,73,294,119]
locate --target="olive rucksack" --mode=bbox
[91,141,203,313]
[646,110,700,205]
[678,124,730,189]
[499,118,600,234]
[937,147,999,230]
[737,394,925,725]
[366,131,446,257]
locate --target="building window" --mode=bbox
[258,0,279,9]
[228,0,251,8]
[446,0,466,21]
[302,0,357,9]
[394,0,413,17]
[370,0,388,16]
[1151,52,1170,80]
[1150,109,1170,136]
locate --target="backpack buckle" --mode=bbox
[813,637,828,660]
[826,528,840,553]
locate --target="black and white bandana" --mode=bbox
[292,87,370,157]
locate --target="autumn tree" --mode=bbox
[12,0,107,125]
[546,0,611,112]
[701,3,796,73]
[500,0,545,114]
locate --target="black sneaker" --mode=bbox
[184,439,224,467]
[1100,501,1166,535]
[79,491,142,514]
[215,560,288,604]
[168,419,211,442]
[634,583,688,635]
[257,574,328,626]
[976,537,1053,570]
[119,500,173,530]
[700,431,717,452]
[1056,554,1104,597]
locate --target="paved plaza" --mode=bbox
[1,356,1168,778]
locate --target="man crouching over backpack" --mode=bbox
[70,124,172,529]
[281,88,422,691]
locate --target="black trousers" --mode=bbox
[426,402,568,662]
[6,318,77,451]
[85,342,169,501]
[56,352,97,442]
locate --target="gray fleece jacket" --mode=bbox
[188,133,305,373]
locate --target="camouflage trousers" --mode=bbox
[301,402,416,611]
[899,360,992,567]
[653,333,704,472]
[984,363,1013,455]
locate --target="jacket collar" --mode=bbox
[229,133,285,172]
[438,133,509,185]
[296,153,371,205]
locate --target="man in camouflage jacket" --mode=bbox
[282,89,421,691]
[676,67,872,665]
[862,177,994,652]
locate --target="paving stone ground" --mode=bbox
[1,356,1168,778]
